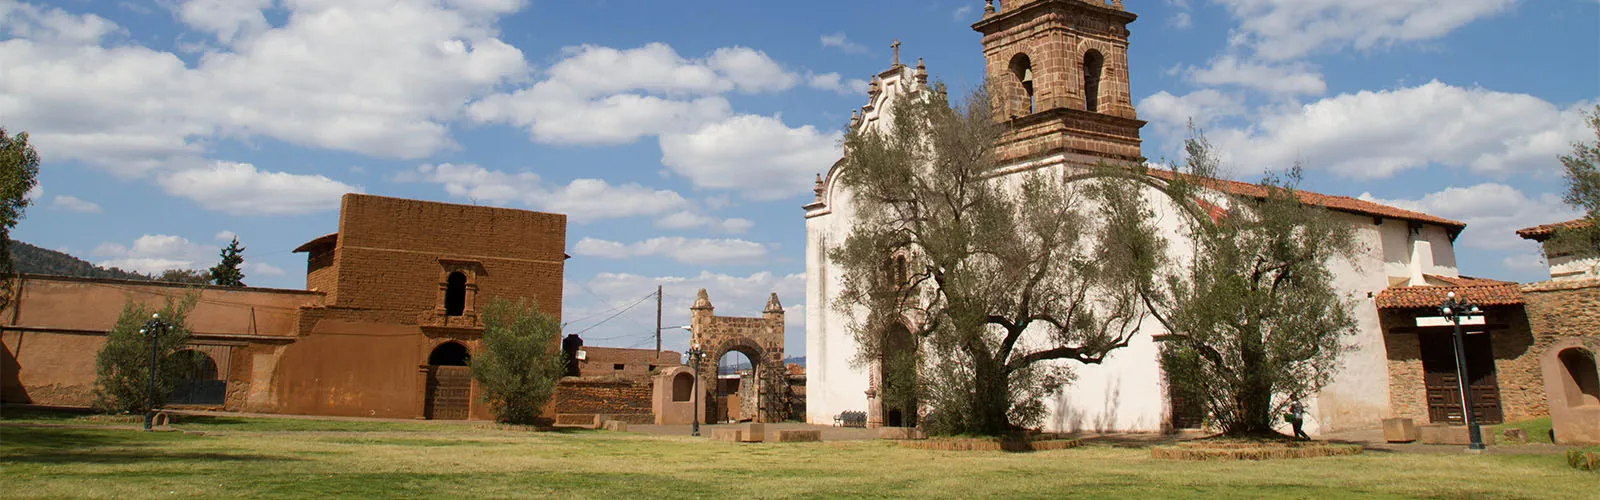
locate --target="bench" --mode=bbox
[834,410,867,428]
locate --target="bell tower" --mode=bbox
[973,0,1145,165]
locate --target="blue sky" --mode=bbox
[5,0,1597,356]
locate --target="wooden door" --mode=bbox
[1420,333,1503,425]
[425,365,471,420]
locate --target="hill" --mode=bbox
[8,240,151,281]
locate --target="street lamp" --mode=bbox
[1440,291,1485,451]
[139,313,171,432]
[685,343,705,437]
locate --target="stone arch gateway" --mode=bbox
[688,289,787,423]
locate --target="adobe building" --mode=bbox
[2,193,567,421]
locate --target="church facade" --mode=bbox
[803,0,1484,434]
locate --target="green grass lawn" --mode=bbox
[1488,417,1555,444]
[2,414,1595,499]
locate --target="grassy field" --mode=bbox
[2,413,1595,499]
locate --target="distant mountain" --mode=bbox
[783,356,805,368]
[9,240,151,281]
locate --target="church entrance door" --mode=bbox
[1420,333,1503,425]
[424,342,471,420]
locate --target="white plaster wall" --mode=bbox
[1309,214,1397,434]
[1549,254,1599,280]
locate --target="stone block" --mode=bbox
[1501,428,1527,444]
[774,430,821,442]
[878,427,926,440]
[739,423,765,443]
[602,420,629,432]
[709,429,742,442]
[1382,418,1418,443]
[1418,424,1496,446]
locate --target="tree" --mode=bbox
[92,293,201,414]
[209,237,246,287]
[1100,128,1362,436]
[157,269,212,285]
[1,128,41,310]
[1546,105,1600,261]
[470,297,566,424]
[830,83,1150,436]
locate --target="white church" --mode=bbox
[803,0,1475,435]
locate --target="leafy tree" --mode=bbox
[470,297,566,424]
[92,293,201,414]
[157,268,213,285]
[1100,128,1361,436]
[1546,105,1600,261]
[830,83,1150,436]
[209,237,246,287]
[1,128,41,310]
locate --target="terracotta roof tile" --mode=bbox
[1374,276,1525,310]
[1147,169,1467,233]
[1515,218,1592,241]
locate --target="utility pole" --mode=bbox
[655,284,662,358]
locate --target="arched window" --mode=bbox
[673,372,694,402]
[1009,53,1034,115]
[1083,50,1104,112]
[429,342,470,366]
[444,271,467,316]
[1559,348,1600,408]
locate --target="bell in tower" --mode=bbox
[973,0,1146,165]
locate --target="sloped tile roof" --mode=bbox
[1147,169,1467,233]
[1515,218,1592,241]
[1374,275,1525,310]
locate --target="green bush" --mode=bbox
[1569,448,1600,473]
[91,293,199,414]
[470,297,566,424]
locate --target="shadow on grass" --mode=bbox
[1,426,302,465]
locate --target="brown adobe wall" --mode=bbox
[554,377,654,415]
[576,346,681,379]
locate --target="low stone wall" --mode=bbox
[1507,279,1600,420]
[897,437,1082,452]
[1150,441,1363,461]
[554,376,653,416]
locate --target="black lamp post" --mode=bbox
[140,313,170,431]
[1440,291,1485,451]
[686,343,705,437]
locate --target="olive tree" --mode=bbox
[470,297,566,424]
[92,293,201,414]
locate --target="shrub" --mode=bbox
[470,297,566,424]
[92,293,199,414]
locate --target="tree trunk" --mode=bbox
[1232,325,1274,435]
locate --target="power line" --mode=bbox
[568,291,655,336]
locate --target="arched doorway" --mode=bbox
[714,349,758,423]
[878,323,919,428]
[166,349,224,405]
[424,342,471,420]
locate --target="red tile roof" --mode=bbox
[1147,169,1467,234]
[1374,275,1525,310]
[1515,218,1592,241]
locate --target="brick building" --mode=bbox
[2,193,567,420]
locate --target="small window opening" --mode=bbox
[672,372,694,402]
[614,363,626,371]
[1008,54,1035,115]
[649,364,657,371]
[444,272,467,316]
[1083,50,1104,112]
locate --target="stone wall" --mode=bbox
[554,377,654,416]
[1513,279,1600,419]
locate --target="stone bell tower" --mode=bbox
[973,0,1145,165]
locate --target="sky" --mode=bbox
[4,0,1597,358]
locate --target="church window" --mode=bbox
[1083,50,1104,112]
[1009,54,1035,115]
[444,272,467,316]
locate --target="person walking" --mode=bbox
[1290,400,1310,440]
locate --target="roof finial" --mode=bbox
[915,57,927,85]
[984,0,995,15]
[890,39,901,67]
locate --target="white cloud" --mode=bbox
[23,183,41,203]
[572,236,770,266]
[93,234,214,274]
[1213,0,1517,61]
[1359,183,1580,251]
[0,0,530,175]
[1205,81,1592,179]
[806,71,869,95]
[468,43,797,145]
[246,261,285,277]
[158,160,361,215]
[660,114,841,200]
[214,230,237,241]
[399,163,708,223]
[1137,89,1247,142]
[655,211,753,233]
[1169,12,1193,29]
[49,194,101,213]
[1183,55,1326,96]
[819,33,867,54]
